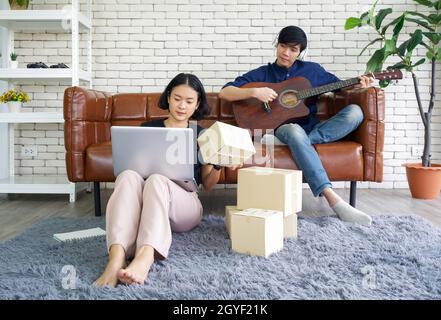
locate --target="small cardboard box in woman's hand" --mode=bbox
[197,121,255,166]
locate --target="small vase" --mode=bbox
[9,1,30,10]
[7,101,22,113]
[0,103,9,113]
[10,61,18,69]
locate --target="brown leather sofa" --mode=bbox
[64,86,385,216]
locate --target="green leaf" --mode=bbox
[345,17,362,30]
[366,47,386,73]
[405,17,435,31]
[368,0,380,27]
[407,29,424,52]
[423,32,441,44]
[413,0,434,6]
[17,0,30,6]
[379,79,391,88]
[406,11,431,22]
[427,47,441,60]
[381,16,403,35]
[412,58,426,67]
[435,0,441,10]
[359,38,383,56]
[420,41,432,50]
[427,14,441,24]
[393,15,406,40]
[10,0,30,7]
[397,39,411,55]
[389,62,409,70]
[426,50,435,59]
[375,8,393,29]
[385,39,397,54]
[360,11,370,24]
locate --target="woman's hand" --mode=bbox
[228,162,244,171]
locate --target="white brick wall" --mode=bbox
[9,0,441,189]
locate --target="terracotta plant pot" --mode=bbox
[403,163,441,199]
[9,1,30,10]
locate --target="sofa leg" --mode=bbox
[349,181,357,208]
[94,182,102,217]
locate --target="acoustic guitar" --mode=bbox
[232,69,403,130]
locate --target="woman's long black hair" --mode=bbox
[158,73,209,120]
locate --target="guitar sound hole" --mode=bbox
[280,91,298,108]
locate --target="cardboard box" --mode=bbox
[231,208,283,258]
[237,166,302,216]
[284,213,298,239]
[197,121,256,166]
[227,205,297,239]
[225,205,241,238]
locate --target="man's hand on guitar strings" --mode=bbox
[252,87,278,103]
[353,75,374,89]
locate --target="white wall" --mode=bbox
[9,0,441,188]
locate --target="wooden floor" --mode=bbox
[1,188,440,242]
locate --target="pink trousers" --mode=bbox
[105,170,203,259]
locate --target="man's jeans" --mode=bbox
[275,104,364,197]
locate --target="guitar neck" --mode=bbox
[297,77,360,100]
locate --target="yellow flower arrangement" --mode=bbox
[0,88,30,103]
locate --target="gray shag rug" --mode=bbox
[0,214,440,300]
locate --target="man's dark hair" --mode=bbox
[158,73,209,120]
[277,26,307,52]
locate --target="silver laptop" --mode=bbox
[111,126,199,192]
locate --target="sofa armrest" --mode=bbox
[64,86,113,182]
[331,87,385,182]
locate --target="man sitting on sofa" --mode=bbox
[219,25,374,226]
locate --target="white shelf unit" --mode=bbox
[0,111,64,123]
[0,9,91,31]
[0,0,92,202]
[0,68,91,82]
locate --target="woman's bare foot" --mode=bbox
[94,244,126,288]
[117,245,154,285]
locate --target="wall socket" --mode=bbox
[21,145,38,157]
[411,146,423,157]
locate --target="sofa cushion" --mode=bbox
[271,141,364,181]
[84,140,363,183]
[85,142,115,182]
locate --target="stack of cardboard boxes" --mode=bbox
[198,121,302,258]
[227,167,302,257]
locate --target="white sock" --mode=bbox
[331,201,372,226]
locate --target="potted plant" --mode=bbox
[9,0,31,10]
[10,52,18,69]
[345,0,441,199]
[0,88,30,113]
